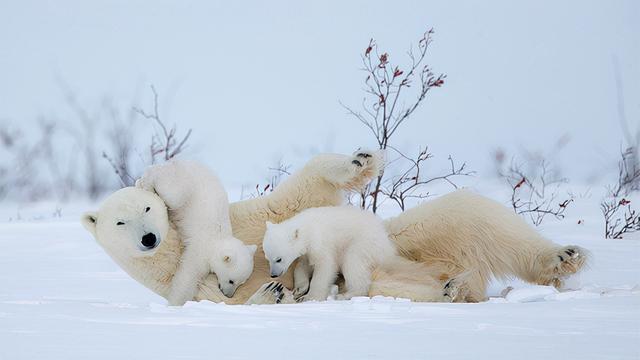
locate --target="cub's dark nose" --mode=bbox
[141,233,157,249]
[270,274,278,278]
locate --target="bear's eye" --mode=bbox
[116,221,125,226]
[228,280,234,285]
[275,258,282,263]
[145,207,151,213]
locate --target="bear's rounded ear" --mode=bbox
[265,221,273,229]
[247,244,257,255]
[223,255,231,263]
[81,212,98,237]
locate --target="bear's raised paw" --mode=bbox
[351,149,381,171]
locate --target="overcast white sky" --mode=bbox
[1,0,638,186]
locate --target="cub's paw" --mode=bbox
[442,277,469,303]
[293,282,310,301]
[135,178,155,193]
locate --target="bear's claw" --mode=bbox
[245,281,295,305]
[442,277,469,303]
[552,246,586,276]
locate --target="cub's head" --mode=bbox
[210,238,257,298]
[262,221,302,278]
[81,187,170,258]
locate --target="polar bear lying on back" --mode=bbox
[136,160,257,305]
[263,206,399,301]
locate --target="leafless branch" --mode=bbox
[243,159,291,199]
[343,29,460,212]
[380,146,473,211]
[133,85,192,164]
[502,159,574,226]
[601,147,640,239]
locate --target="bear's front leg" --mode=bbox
[293,256,312,300]
[302,262,338,302]
[167,244,210,306]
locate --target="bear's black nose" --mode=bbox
[141,233,157,248]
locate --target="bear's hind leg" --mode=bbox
[320,150,383,191]
[336,257,372,300]
[528,245,588,289]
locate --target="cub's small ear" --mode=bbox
[81,212,98,237]
[265,221,273,229]
[247,244,258,255]
[223,255,231,263]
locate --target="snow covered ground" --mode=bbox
[1,195,639,360]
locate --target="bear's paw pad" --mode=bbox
[554,246,587,276]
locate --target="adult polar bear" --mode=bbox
[81,150,587,304]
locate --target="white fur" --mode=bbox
[81,150,588,305]
[262,206,396,301]
[81,150,384,305]
[135,160,256,305]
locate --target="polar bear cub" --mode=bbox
[136,160,256,305]
[262,206,397,301]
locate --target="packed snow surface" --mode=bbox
[0,201,639,359]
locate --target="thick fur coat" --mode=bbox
[82,150,587,304]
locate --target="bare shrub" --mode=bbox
[61,88,109,199]
[241,160,291,199]
[103,85,193,187]
[100,98,138,187]
[501,159,574,226]
[133,86,192,164]
[613,57,639,190]
[493,135,570,180]
[379,146,472,211]
[1,84,194,202]
[0,120,78,201]
[601,147,640,239]
[342,29,470,213]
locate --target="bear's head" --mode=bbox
[262,221,303,278]
[81,187,170,258]
[209,238,258,298]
